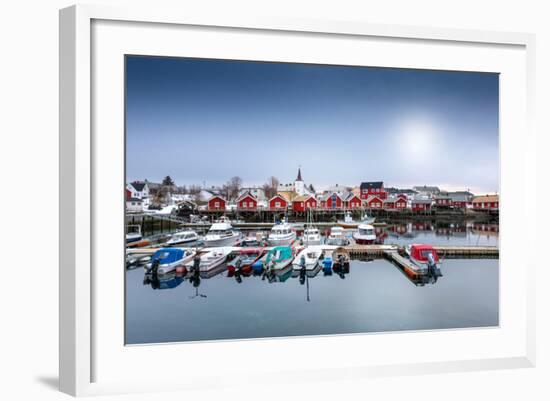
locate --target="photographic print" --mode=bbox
[125,55,499,345]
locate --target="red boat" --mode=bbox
[227,248,264,274]
[404,244,443,277]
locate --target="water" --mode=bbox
[126,220,499,345]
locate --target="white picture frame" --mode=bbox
[59,4,536,397]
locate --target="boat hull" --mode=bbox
[203,234,241,247]
[268,235,296,246]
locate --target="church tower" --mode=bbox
[294,166,306,195]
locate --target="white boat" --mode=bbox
[126,224,142,243]
[292,246,324,270]
[268,222,296,246]
[352,224,376,244]
[325,226,350,246]
[186,247,232,272]
[203,220,242,247]
[302,227,322,245]
[166,230,200,246]
[337,211,376,228]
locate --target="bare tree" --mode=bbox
[262,176,279,199]
[226,176,242,200]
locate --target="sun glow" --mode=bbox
[395,117,441,164]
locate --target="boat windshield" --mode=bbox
[359,228,374,235]
[273,228,290,235]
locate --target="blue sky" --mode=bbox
[126,56,499,194]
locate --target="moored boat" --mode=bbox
[292,246,324,270]
[126,224,143,244]
[145,248,196,275]
[264,246,294,270]
[302,227,322,245]
[166,229,200,246]
[332,247,350,268]
[352,224,376,244]
[267,221,296,246]
[337,211,376,229]
[404,244,443,276]
[227,248,265,274]
[325,226,350,246]
[187,247,232,272]
[203,220,242,247]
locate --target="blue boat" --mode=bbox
[146,248,196,275]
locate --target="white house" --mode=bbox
[125,197,143,213]
[127,181,150,200]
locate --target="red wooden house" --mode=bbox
[125,188,132,200]
[343,192,362,209]
[434,195,452,207]
[236,192,258,210]
[292,195,317,212]
[384,195,407,210]
[365,195,384,209]
[207,195,226,211]
[472,195,499,210]
[269,194,289,210]
[319,192,344,209]
[411,198,432,212]
[360,181,387,200]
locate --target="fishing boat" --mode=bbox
[239,232,268,247]
[145,248,196,275]
[187,247,232,272]
[325,226,350,246]
[264,246,294,270]
[337,211,376,228]
[165,229,200,246]
[267,221,296,246]
[302,227,322,245]
[404,244,443,276]
[292,246,324,270]
[203,219,242,247]
[126,224,143,244]
[352,223,376,244]
[227,248,265,274]
[332,247,350,268]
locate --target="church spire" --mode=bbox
[296,166,303,182]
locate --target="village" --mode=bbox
[125,167,499,219]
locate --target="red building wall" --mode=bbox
[293,197,317,212]
[346,195,362,209]
[412,202,431,212]
[238,195,257,210]
[361,187,387,200]
[366,196,384,209]
[269,195,288,210]
[208,196,226,210]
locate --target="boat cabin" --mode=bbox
[151,248,185,264]
[408,244,440,263]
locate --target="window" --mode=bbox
[275,201,281,208]
[214,201,220,208]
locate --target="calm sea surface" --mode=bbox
[125,221,499,344]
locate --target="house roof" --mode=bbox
[360,181,384,190]
[448,193,471,202]
[236,191,257,202]
[385,187,417,195]
[472,195,499,203]
[209,195,226,202]
[130,181,147,191]
[341,191,360,201]
[293,195,316,202]
[318,192,344,201]
[365,195,383,203]
[269,194,289,203]
[277,191,298,201]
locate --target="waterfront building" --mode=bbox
[360,181,387,200]
[277,167,312,196]
[319,192,344,209]
[236,192,258,211]
[365,195,384,209]
[411,197,433,212]
[269,194,289,210]
[126,197,143,213]
[342,192,363,209]
[292,195,317,212]
[207,195,227,211]
[472,195,499,210]
[384,194,408,210]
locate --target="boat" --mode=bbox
[264,246,294,271]
[267,221,296,246]
[239,232,268,247]
[227,248,265,274]
[126,224,143,243]
[302,227,322,245]
[165,229,200,246]
[325,226,350,246]
[404,244,443,276]
[203,219,242,247]
[352,223,376,244]
[186,247,232,272]
[337,211,376,229]
[145,248,196,275]
[292,246,324,270]
[332,247,350,268]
